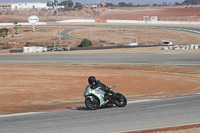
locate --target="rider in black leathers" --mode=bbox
[88,76,114,96]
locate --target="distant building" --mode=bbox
[11,2,48,11]
[0,3,11,11]
[0,2,48,11]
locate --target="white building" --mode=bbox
[0,3,11,11]
[23,46,47,53]
[11,2,48,11]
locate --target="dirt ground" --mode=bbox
[129,124,200,133]
[99,6,200,21]
[0,64,200,115]
[71,27,200,45]
[0,26,83,49]
[0,8,95,23]
[1,25,200,50]
[1,6,200,22]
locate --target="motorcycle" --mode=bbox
[84,86,127,110]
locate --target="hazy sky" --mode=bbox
[0,0,185,5]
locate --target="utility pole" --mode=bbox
[145,7,149,45]
[55,0,62,48]
[99,0,101,14]
[96,0,101,14]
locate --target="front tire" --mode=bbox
[114,93,127,107]
[85,96,100,110]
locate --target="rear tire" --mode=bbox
[114,93,127,107]
[85,96,100,110]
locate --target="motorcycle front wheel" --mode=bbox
[114,93,127,107]
[85,96,100,110]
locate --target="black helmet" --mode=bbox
[88,76,96,85]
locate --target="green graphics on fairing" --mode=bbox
[84,86,105,106]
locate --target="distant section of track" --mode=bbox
[0,54,199,66]
[60,29,117,46]
[46,23,200,33]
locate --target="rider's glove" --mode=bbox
[105,87,114,95]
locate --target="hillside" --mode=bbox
[183,0,200,5]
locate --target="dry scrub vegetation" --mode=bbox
[0,26,200,52]
[71,27,200,45]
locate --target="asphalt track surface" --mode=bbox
[48,23,200,33]
[1,94,200,133]
[0,53,200,65]
[0,53,200,133]
[0,24,200,132]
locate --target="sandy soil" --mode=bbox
[99,6,200,21]
[0,26,81,49]
[129,124,200,133]
[1,26,200,51]
[71,27,200,45]
[0,9,95,23]
[1,6,200,22]
[0,64,200,115]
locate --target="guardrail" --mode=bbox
[1,19,200,26]
[58,19,200,25]
[0,22,47,26]
[107,20,200,25]
[58,19,95,23]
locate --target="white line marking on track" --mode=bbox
[0,112,43,118]
[1,93,200,118]
[127,99,160,104]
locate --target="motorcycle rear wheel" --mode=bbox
[85,96,100,110]
[114,93,127,107]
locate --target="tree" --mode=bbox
[153,3,158,6]
[47,1,53,6]
[118,2,133,7]
[145,3,151,6]
[2,28,9,36]
[79,39,92,47]
[182,0,200,5]
[0,28,9,37]
[106,3,114,7]
[0,29,4,37]
[52,0,59,8]
[175,2,180,5]
[74,2,82,10]
[9,28,13,37]
[118,2,126,7]
[14,26,18,35]
[127,2,134,7]
[60,0,74,8]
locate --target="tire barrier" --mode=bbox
[162,44,200,50]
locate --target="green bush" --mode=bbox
[79,39,92,47]
[0,28,9,37]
